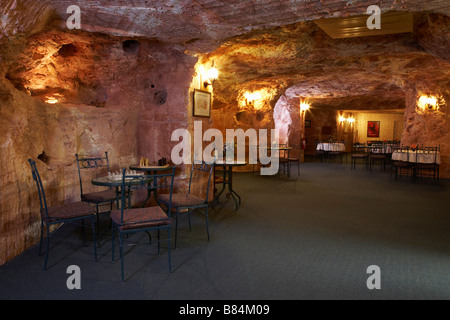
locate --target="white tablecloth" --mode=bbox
[317,143,345,152]
[392,150,440,164]
[372,144,398,154]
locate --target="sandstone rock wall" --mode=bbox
[402,84,450,178]
[0,29,194,265]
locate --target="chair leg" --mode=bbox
[205,207,210,241]
[188,211,192,231]
[81,219,86,246]
[44,226,50,270]
[119,232,124,282]
[39,220,44,256]
[157,229,161,255]
[96,204,100,246]
[168,228,172,273]
[174,208,179,249]
[111,223,115,262]
[91,216,97,261]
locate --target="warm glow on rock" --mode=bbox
[418,94,438,110]
[239,89,271,111]
[44,94,63,104]
[45,97,59,104]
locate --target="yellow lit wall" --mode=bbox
[353,112,404,143]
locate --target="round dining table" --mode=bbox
[91,174,153,208]
[316,142,345,152]
[214,160,247,210]
[129,164,174,206]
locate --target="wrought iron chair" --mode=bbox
[111,167,176,282]
[278,143,290,176]
[287,144,301,177]
[369,143,387,171]
[159,161,215,249]
[414,145,440,184]
[351,143,369,170]
[75,152,118,240]
[28,159,97,269]
[390,145,414,182]
[328,141,346,164]
[315,140,325,162]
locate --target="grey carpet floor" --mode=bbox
[1,159,449,300]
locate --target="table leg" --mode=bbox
[138,170,162,208]
[215,168,227,200]
[214,166,241,210]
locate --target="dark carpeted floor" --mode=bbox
[1,158,450,300]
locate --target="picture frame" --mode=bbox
[305,120,311,128]
[367,121,380,138]
[193,89,211,118]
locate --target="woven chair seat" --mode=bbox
[110,207,170,230]
[82,189,117,203]
[159,193,205,208]
[41,201,95,223]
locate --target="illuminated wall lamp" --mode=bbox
[418,94,438,111]
[300,101,310,112]
[347,118,355,124]
[44,95,60,104]
[245,91,262,106]
[203,63,219,89]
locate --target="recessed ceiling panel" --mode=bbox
[315,11,414,39]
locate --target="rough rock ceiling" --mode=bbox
[1,0,449,111]
[208,13,450,111]
[1,0,449,53]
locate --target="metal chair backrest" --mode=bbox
[28,159,49,220]
[75,152,111,195]
[188,161,215,203]
[117,167,176,225]
[419,145,440,164]
[402,145,410,161]
[371,143,385,154]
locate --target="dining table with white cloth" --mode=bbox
[316,142,346,152]
[391,150,441,164]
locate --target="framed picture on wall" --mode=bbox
[367,121,380,138]
[193,89,211,118]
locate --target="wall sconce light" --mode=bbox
[300,100,310,112]
[347,117,355,124]
[203,61,219,89]
[425,95,437,110]
[339,116,346,123]
[244,91,262,106]
[418,93,438,111]
[44,95,61,104]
